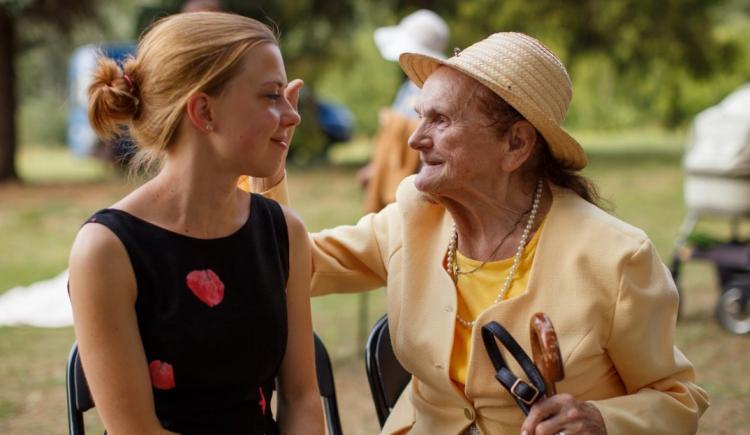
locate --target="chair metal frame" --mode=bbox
[67,333,343,435]
[313,333,344,435]
[365,315,412,428]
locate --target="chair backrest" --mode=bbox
[365,315,412,428]
[66,343,92,435]
[313,333,344,435]
[67,333,343,435]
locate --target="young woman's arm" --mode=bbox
[68,223,177,435]
[275,206,325,434]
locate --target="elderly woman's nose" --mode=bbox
[408,125,431,150]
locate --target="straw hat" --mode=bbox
[374,10,449,62]
[399,32,587,170]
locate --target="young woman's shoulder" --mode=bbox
[278,203,308,244]
[277,204,311,290]
[69,218,136,303]
[70,220,126,266]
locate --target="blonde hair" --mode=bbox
[88,12,278,171]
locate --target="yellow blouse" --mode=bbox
[450,221,545,388]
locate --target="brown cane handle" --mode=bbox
[529,312,565,396]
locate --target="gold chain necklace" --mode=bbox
[447,179,543,329]
[453,209,529,277]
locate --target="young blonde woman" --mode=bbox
[68,12,324,434]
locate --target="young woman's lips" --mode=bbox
[271,137,288,149]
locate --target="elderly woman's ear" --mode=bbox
[500,120,538,172]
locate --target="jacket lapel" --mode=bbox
[393,181,465,395]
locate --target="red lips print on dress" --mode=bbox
[258,387,267,415]
[149,360,175,390]
[186,269,225,307]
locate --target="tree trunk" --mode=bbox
[0,7,19,182]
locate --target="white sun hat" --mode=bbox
[399,32,587,170]
[374,9,449,62]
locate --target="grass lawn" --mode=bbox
[1,135,749,434]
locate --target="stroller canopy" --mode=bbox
[684,84,750,176]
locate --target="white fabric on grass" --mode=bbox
[0,270,72,327]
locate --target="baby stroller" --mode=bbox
[671,84,750,335]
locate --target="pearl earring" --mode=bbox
[205,124,213,131]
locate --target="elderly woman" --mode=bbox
[251,32,708,435]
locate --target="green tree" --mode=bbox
[385,0,735,77]
[384,0,740,128]
[135,0,355,85]
[0,0,98,182]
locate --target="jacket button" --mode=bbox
[464,407,475,420]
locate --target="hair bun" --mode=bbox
[87,57,140,140]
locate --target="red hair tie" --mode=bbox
[122,74,136,93]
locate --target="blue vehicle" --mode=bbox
[317,100,353,144]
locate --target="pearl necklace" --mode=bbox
[447,179,543,329]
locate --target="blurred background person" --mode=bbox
[357,9,449,214]
[350,9,450,347]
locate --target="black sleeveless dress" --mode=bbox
[85,193,289,435]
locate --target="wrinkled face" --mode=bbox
[409,67,509,198]
[210,43,300,177]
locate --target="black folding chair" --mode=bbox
[66,343,93,435]
[67,333,343,435]
[365,315,412,428]
[313,333,344,435]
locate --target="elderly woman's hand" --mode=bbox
[520,393,606,435]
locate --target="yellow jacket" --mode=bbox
[261,175,709,435]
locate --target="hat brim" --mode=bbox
[374,26,446,62]
[398,52,587,170]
